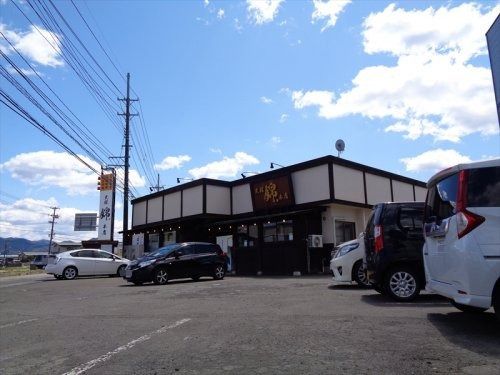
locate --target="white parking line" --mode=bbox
[61,318,191,375]
[0,318,39,329]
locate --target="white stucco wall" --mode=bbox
[292,165,330,204]
[147,196,163,223]
[415,186,428,202]
[232,184,253,214]
[206,185,231,215]
[333,165,365,204]
[132,201,147,226]
[321,203,372,245]
[366,173,392,205]
[392,181,414,202]
[182,185,203,216]
[164,192,181,220]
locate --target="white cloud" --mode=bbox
[154,155,191,170]
[400,149,472,172]
[311,0,351,32]
[0,151,146,196]
[291,3,499,143]
[0,23,64,67]
[279,113,288,123]
[0,197,101,242]
[188,152,259,179]
[261,96,273,104]
[6,66,40,76]
[209,147,222,154]
[234,18,244,33]
[270,136,281,146]
[204,0,210,7]
[217,9,225,19]
[247,0,284,25]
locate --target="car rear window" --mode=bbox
[398,206,423,230]
[468,166,500,207]
[425,173,458,222]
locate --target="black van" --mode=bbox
[364,202,425,301]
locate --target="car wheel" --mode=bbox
[192,276,200,281]
[53,275,59,279]
[117,265,126,277]
[153,268,168,285]
[63,266,78,280]
[213,264,225,280]
[384,267,420,302]
[352,260,371,288]
[451,301,488,313]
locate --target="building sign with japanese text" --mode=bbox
[251,176,294,211]
[97,173,115,241]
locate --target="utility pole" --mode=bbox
[48,207,59,254]
[150,173,164,192]
[118,73,137,242]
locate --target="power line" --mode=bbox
[0,31,116,162]
[0,90,100,174]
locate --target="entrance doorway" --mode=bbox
[216,235,234,272]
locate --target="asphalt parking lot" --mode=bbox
[1,274,499,375]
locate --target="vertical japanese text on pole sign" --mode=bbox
[98,173,115,241]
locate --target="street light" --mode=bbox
[241,172,259,178]
[176,177,194,183]
[270,162,285,169]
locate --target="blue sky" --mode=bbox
[0,0,499,242]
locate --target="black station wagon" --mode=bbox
[124,242,227,285]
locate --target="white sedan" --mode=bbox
[45,249,130,280]
[330,234,370,287]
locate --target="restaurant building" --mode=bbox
[127,155,427,275]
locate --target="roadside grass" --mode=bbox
[0,265,44,278]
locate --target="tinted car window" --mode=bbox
[468,167,500,207]
[398,207,423,230]
[176,246,194,256]
[97,251,114,259]
[75,250,96,258]
[148,244,181,258]
[425,173,458,222]
[194,245,214,255]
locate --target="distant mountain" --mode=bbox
[0,237,50,254]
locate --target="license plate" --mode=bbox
[125,270,132,278]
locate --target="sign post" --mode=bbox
[97,170,116,253]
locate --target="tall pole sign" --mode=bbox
[97,171,116,244]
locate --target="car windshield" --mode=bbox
[147,244,182,258]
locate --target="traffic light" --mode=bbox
[97,175,101,190]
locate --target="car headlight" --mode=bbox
[335,243,359,258]
[138,259,156,268]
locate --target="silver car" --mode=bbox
[45,249,130,280]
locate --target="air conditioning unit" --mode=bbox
[308,234,323,248]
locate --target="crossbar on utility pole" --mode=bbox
[118,73,137,242]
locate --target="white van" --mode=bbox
[423,159,500,319]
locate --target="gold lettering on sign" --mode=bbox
[264,183,278,203]
[253,177,293,209]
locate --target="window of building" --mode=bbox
[335,220,355,245]
[148,233,160,252]
[263,220,293,243]
[237,224,259,247]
